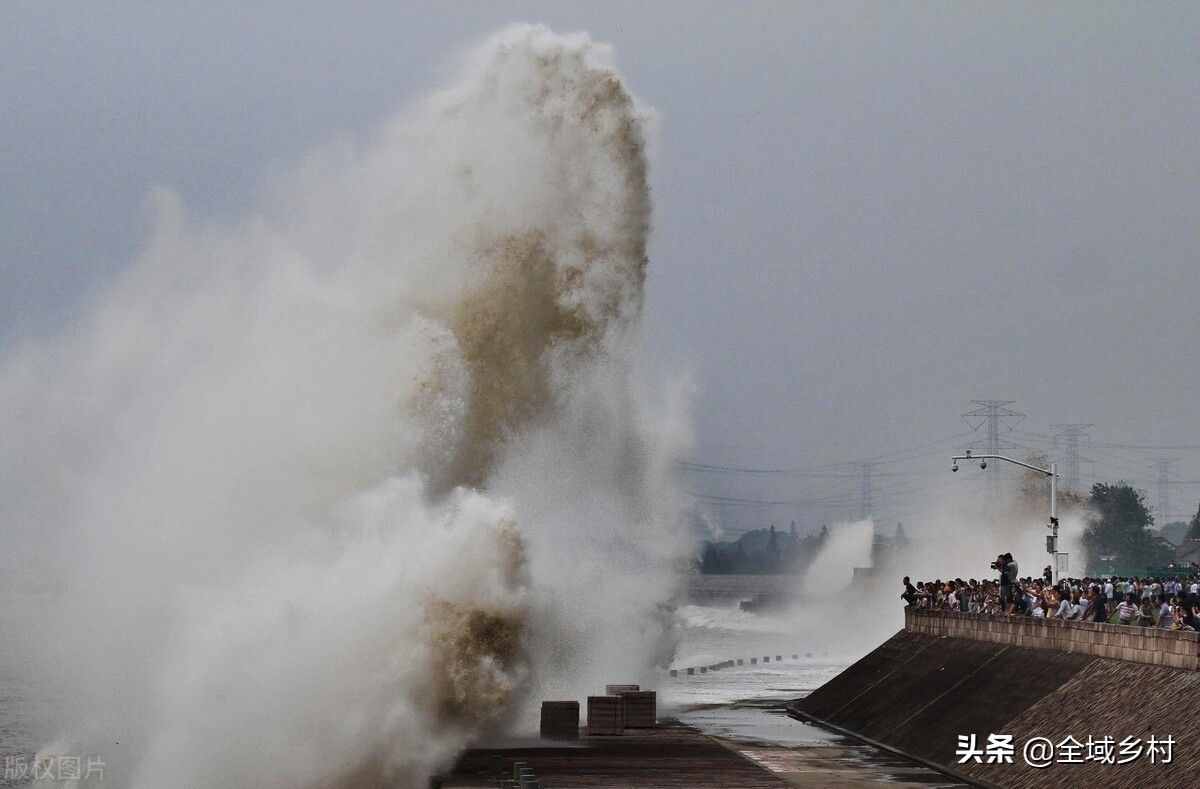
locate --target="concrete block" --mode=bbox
[540,701,580,740]
[586,696,624,735]
[606,684,639,695]
[617,690,656,728]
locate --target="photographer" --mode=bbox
[993,554,1010,609]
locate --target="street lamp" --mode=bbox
[950,449,1064,583]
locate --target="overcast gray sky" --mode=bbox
[4,1,1199,529]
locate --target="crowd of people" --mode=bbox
[901,554,1200,631]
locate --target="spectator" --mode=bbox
[1117,593,1139,625]
[1053,592,1075,620]
[1091,587,1107,623]
[902,573,1200,632]
[1075,590,1091,621]
[1139,598,1156,627]
[1158,593,1174,629]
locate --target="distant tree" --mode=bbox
[1158,520,1191,546]
[1082,482,1174,571]
[1187,501,1200,541]
[734,540,747,573]
[700,542,721,574]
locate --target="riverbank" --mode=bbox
[441,717,968,788]
[789,610,1200,788]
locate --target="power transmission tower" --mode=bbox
[962,400,1025,497]
[855,461,878,521]
[1153,458,1179,524]
[1051,424,1094,494]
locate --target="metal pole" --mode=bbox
[1049,462,1058,584]
[950,452,1062,582]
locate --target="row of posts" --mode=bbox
[669,652,803,677]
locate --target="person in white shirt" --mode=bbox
[1053,594,1074,620]
[1103,580,1114,601]
[1076,593,1091,621]
[1117,594,1139,625]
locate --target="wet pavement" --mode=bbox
[680,702,970,788]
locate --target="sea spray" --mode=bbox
[800,520,875,599]
[1,25,689,789]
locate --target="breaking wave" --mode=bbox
[0,25,689,789]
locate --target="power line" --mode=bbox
[1096,442,1200,451]
[675,430,973,475]
[683,489,863,508]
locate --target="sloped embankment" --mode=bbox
[790,626,1200,788]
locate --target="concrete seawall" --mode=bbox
[906,607,1200,670]
[790,609,1200,788]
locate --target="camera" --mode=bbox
[989,560,1002,570]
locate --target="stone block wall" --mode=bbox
[905,608,1200,670]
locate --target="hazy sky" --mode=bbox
[4,2,1199,528]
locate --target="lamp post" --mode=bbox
[951,449,1063,583]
